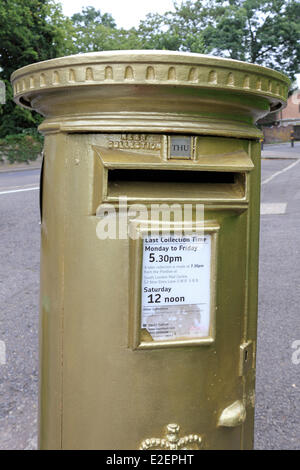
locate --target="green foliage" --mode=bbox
[0,129,43,163]
[0,0,69,81]
[71,6,116,29]
[0,79,43,137]
[0,0,72,137]
[0,0,299,140]
[203,0,300,77]
[69,23,143,53]
[136,0,299,78]
[137,3,208,53]
[67,6,142,53]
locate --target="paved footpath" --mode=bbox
[255,142,300,449]
[0,179,40,450]
[261,141,300,159]
[0,156,42,174]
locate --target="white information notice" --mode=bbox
[141,235,211,341]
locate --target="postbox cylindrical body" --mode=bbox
[12,51,289,450]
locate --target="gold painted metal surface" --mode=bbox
[239,341,255,377]
[11,50,289,138]
[139,424,203,450]
[218,401,247,427]
[12,51,289,450]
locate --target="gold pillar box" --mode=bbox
[12,51,289,450]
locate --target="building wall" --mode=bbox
[261,90,300,143]
[263,125,294,144]
[279,89,300,120]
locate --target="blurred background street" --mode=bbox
[0,142,299,449]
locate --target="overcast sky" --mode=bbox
[60,0,175,29]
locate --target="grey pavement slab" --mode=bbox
[0,188,40,450]
[0,169,40,192]
[262,142,300,159]
[254,157,300,450]
[0,156,42,174]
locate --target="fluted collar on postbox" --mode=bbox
[11,50,290,138]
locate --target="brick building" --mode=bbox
[259,89,300,143]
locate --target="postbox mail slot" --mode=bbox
[108,169,236,184]
[106,168,246,201]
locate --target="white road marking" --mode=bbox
[0,183,39,191]
[0,340,6,365]
[262,159,300,185]
[0,186,39,195]
[261,203,287,215]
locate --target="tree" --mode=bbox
[0,0,71,136]
[1,0,298,139]
[71,6,116,29]
[69,6,142,54]
[137,6,207,53]
[137,0,300,80]
[205,0,300,78]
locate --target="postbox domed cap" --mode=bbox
[11,50,290,138]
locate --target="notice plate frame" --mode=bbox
[129,220,219,350]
